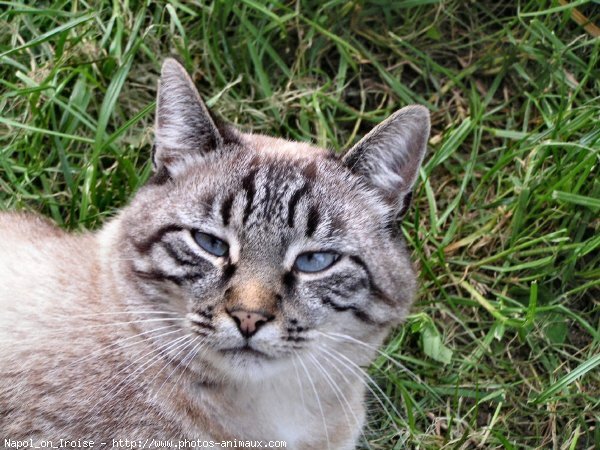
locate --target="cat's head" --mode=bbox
[113,58,429,381]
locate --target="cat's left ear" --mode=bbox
[153,58,223,176]
[342,105,430,218]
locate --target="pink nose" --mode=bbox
[229,310,270,338]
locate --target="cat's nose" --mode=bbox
[228,309,271,338]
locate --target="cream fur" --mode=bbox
[0,211,369,449]
[0,58,429,449]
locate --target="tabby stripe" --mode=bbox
[134,224,185,254]
[284,336,307,342]
[204,193,216,213]
[190,320,214,331]
[328,278,367,298]
[349,255,396,307]
[180,244,211,266]
[162,242,201,267]
[196,310,214,320]
[275,293,283,306]
[287,183,309,227]
[262,183,272,221]
[222,263,237,282]
[220,192,235,226]
[305,205,320,237]
[190,330,210,337]
[193,322,215,336]
[282,272,295,290]
[320,296,377,325]
[146,166,171,186]
[353,309,380,325]
[321,295,354,312]
[302,161,318,180]
[132,268,203,286]
[242,168,259,224]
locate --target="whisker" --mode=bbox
[294,350,331,450]
[66,325,182,369]
[151,336,201,399]
[52,317,187,332]
[319,332,416,378]
[118,335,198,421]
[48,310,180,318]
[318,331,443,403]
[100,335,195,420]
[290,355,307,411]
[165,338,208,398]
[317,344,403,434]
[79,317,187,326]
[88,334,191,419]
[306,353,358,434]
[312,348,375,448]
[3,318,188,346]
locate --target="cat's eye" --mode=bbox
[193,231,229,257]
[294,252,339,273]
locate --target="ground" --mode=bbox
[0,1,598,449]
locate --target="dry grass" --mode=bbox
[1,1,598,448]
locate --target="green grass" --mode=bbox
[1,0,599,448]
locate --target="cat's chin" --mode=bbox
[198,346,294,383]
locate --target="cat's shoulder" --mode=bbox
[0,211,98,302]
[0,210,66,239]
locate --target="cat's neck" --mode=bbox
[169,357,366,448]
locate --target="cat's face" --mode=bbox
[115,59,429,381]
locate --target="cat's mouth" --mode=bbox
[220,344,272,359]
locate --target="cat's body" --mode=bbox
[0,217,359,447]
[0,59,429,449]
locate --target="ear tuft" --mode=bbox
[342,105,430,218]
[154,58,222,176]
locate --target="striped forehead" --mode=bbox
[217,158,322,236]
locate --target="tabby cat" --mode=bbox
[0,58,429,449]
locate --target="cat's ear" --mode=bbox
[153,58,223,176]
[342,105,430,218]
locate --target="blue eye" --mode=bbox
[193,232,229,257]
[294,252,339,273]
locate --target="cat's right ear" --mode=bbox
[153,58,223,177]
[341,105,430,219]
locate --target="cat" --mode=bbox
[0,58,429,450]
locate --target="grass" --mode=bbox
[1,0,599,448]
